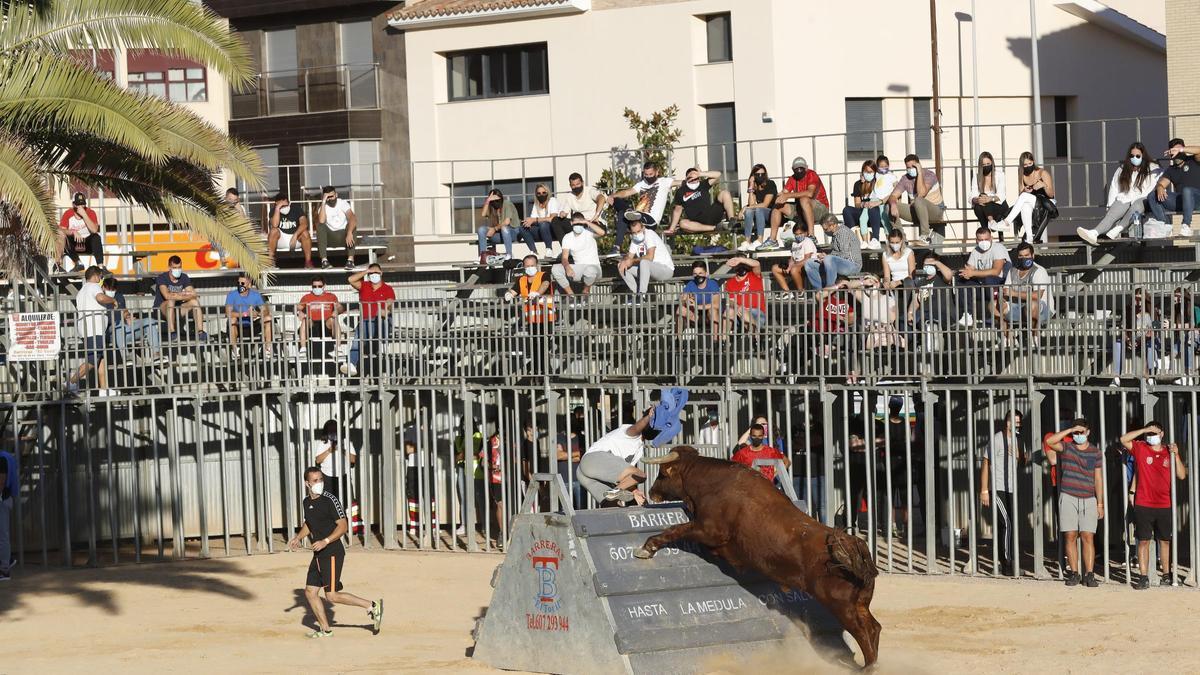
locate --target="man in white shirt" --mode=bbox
[998,242,1054,345]
[66,266,117,396]
[956,227,1011,327]
[522,183,564,257]
[313,419,356,500]
[551,214,606,296]
[558,172,607,225]
[577,408,656,506]
[606,162,675,253]
[617,220,674,299]
[316,186,357,271]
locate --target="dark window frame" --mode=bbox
[450,176,554,235]
[913,97,932,159]
[704,13,733,63]
[446,42,549,102]
[845,98,884,161]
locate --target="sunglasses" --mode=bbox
[1130,154,1143,159]
[535,192,548,197]
[313,285,325,289]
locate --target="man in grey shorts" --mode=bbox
[1045,418,1104,587]
[578,408,655,506]
[552,212,606,297]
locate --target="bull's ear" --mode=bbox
[671,445,700,458]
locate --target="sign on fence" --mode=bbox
[8,312,60,361]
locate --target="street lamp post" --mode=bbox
[1030,0,1044,163]
[929,0,944,178]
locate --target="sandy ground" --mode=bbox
[2,549,1195,674]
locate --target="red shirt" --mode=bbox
[1130,440,1174,508]
[358,282,395,320]
[59,207,99,236]
[784,172,829,208]
[731,445,785,482]
[481,434,502,484]
[724,271,765,312]
[299,291,339,322]
[813,293,853,333]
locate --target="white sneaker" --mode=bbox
[454,525,466,536]
[1077,228,1099,246]
[957,313,975,328]
[866,239,881,250]
[737,240,755,252]
[1103,225,1122,240]
[1180,224,1194,238]
[1110,378,1121,388]
[340,362,358,377]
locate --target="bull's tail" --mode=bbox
[827,531,878,588]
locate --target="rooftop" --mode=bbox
[387,0,589,28]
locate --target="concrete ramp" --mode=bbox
[471,475,849,674]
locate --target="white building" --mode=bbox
[389,0,1168,263]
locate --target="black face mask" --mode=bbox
[1022,165,1035,176]
[643,174,656,184]
[325,197,337,206]
[981,164,994,176]
[734,266,748,277]
[571,186,584,196]
[794,168,807,179]
[693,275,707,285]
[749,437,764,447]
[754,174,767,186]
[238,283,248,293]
[536,194,548,203]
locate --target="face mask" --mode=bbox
[643,175,656,184]
[524,266,538,277]
[367,273,382,284]
[170,268,182,279]
[104,289,116,298]
[889,242,901,252]
[1130,156,1143,167]
[1018,258,1035,270]
[686,181,700,190]
[325,197,337,206]
[572,224,585,236]
[309,481,324,495]
[862,172,875,182]
[1147,434,1162,446]
[311,286,325,296]
[977,240,992,252]
[754,174,767,186]
[981,164,994,176]
[1072,433,1088,445]
[734,267,748,277]
[1022,165,1035,176]
[878,167,890,174]
[923,264,936,276]
[906,167,918,178]
[632,233,645,244]
[749,438,764,447]
[707,414,719,424]
[794,168,807,179]
[571,186,584,196]
[536,194,548,203]
[238,283,248,293]
[693,276,707,285]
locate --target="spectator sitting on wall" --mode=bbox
[764,156,829,250]
[66,266,117,396]
[313,419,356,502]
[771,220,817,299]
[57,192,104,274]
[678,261,722,337]
[225,272,273,358]
[842,159,890,250]
[216,187,245,270]
[1147,138,1200,238]
[504,255,555,326]
[617,219,674,301]
[836,274,902,383]
[268,192,313,268]
[908,250,955,330]
[723,256,767,334]
[997,242,1055,347]
[477,188,523,266]
[295,274,343,358]
[605,161,675,254]
[1110,286,1161,388]
[739,163,777,250]
[969,151,1009,230]
[888,154,946,246]
[1120,422,1189,589]
[731,423,789,484]
[522,183,562,257]
[663,167,734,235]
[1167,286,1198,386]
[1045,419,1104,588]
[341,263,394,377]
[551,213,605,297]
[103,275,163,366]
[154,255,207,342]
[955,227,1010,328]
[1078,142,1161,246]
[880,229,916,291]
[804,213,862,291]
[999,152,1055,244]
[558,172,608,230]
[317,186,357,271]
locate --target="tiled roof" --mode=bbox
[387,0,574,22]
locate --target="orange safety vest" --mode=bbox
[518,272,556,323]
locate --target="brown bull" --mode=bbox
[634,446,881,667]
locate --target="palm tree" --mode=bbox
[0,0,267,278]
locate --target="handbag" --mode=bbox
[1031,193,1059,241]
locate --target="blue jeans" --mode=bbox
[477,225,514,257]
[524,222,554,249]
[956,276,1005,321]
[743,207,769,240]
[349,317,390,366]
[115,318,162,354]
[1148,186,1200,225]
[1113,337,1159,377]
[804,255,862,289]
[841,205,887,240]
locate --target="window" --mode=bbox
[265,28,299,114]
[302,141,381,198]
[913,97,932,159]
[1045,95,1074,158]
[128,67,207,102]
[340,21,378,109]
[450,177,554,234]
[245,147,280,204]
[704,103,737,191]
[446,43,548,101]
[705,13,732,63]
[845,98,883,160]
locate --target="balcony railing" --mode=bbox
[231,62,379,119]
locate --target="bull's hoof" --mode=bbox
[633,546,654,559]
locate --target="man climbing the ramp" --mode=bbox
[577,388,688,506]
[289,466,384,638]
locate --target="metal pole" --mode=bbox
[970,0,981,154]
[1029,0,1044,163]
[930,0,944,178]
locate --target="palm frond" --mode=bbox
[139,96,264,189]
[0,131,57,260]
[163,196,271,281]
[0,0,254,88]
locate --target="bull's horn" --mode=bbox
[643,450,680,465]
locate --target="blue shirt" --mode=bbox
[225,288,265,320]
[0,451,16,495]
[683,278,721,307]
[153,271,191,308]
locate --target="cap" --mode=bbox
[72,192,86,205]
[791,157,808,170]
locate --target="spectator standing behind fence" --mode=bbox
[57,192,103,274]
[723,257,767,334]
[731,423,789,483]
[664,167,734,235]
[1110,286,1161,388]
[268,193,313,268]
[66,266,117,397]
[969,152,1008,230]
[551,214,605,297]
[317,186,357,271]
[843,159,890,250]
[998,243,1054,347]
[617,219,674,301]
[1000,152,1055,243]
[889,154,946,246]
[771,221,817,299]
[103,275,163,366]
[678,261,722,336]
[980,411,1026,577]
[739,163,776,250]
[1148,138,1200,237]
[0,449,14,581]
[1078,142,1162,246]
[341,264,394,377]
[155,255,208,343]
[1045,419,1103,588]
[956,227,1010,328]
[313,419,356,501]
[804,213,862,291]
[558,173,607,228]
[225,272,273,358]
[522,183,562,256]
[296,275,343,357]
[1121,422,1188,588]
[606,162,675,254]
[764,157,829,250]
[1168,286,1198,385]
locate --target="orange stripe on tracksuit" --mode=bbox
[316,555,336,593]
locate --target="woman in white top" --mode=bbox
[1000,151,1056,243]
[880,229,915,290]
[969,151,1008,229]
[1077,142,1162,246]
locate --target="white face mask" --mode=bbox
[311,286,325,296]
[862,172,875,182]
[1072,433,1089,445]
[170,268,182,278]
[309,481,324,495]
[572,224,585,236]
[977,240,993,252]
[889,242,901,252]
[104,289,116,298]
[907,167,919,178]
[686,180,701,190]
[632,233,645,244]
[524,266,538,277]
[1146,434,1162,446]
[280,205,291,215]
[923,264,936,276]
[367,273,382,284]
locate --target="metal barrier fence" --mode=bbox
[3,383,1195,588]
[7,280,1200,398]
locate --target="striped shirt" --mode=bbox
[1057,442,1100,499]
